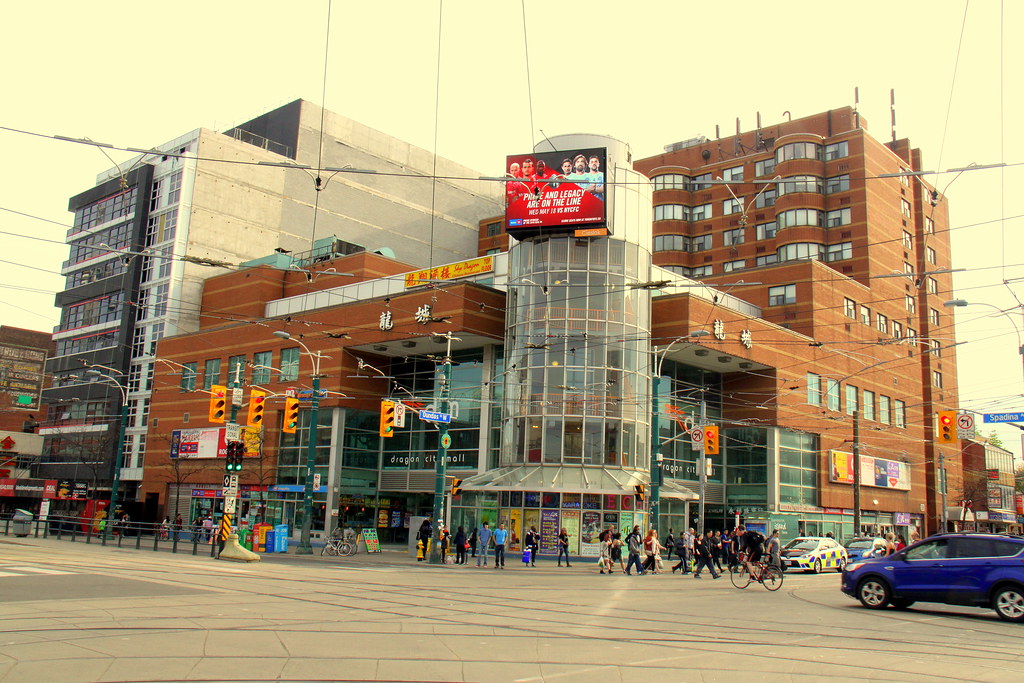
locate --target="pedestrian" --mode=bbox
[159,516,170,541]
[454,525,468,565]
[895,534,907,551]
[192,516,203,542]
[525,525,539,566]
[439,524,452,563]
[642,529,664,573]
[665,528,676,562]
[681,527,695,574]
[884,533,897,556]
[598,533,613,574]
[416,518,433,561]
[712,530,724,573]
[173,513,183,541]
[611,532,626,573]
[625,525,645,575]
[672,534,688,573]
[202,515,213,543]
[693,531,720,579]
[469,528,478,558]
[492,522,508,569]
[557,527,571,567]
[477,521,492,567]
[767,529,782,569]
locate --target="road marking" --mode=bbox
[4,566,75,575]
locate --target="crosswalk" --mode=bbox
[0,565,77,578]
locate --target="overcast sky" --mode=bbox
[2,1,1021,455]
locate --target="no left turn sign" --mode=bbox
[956,413,974,431]
[691,427,705,448]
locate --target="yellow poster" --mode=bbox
[508,508,522,551]
[523,508,540,551]
[562,510,580,555]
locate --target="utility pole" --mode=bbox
[853,408,861,536]
[698,398,707,536]
[939,452,948,532]
[430,332,459,564]
[649,372,663,531]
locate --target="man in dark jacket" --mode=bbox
[624,525,645,575]
[693,531,720,579]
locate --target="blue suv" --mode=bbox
[841,533,1024,622]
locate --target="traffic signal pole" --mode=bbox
[430,332,458,564]
[216,363,260,563]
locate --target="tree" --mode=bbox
[957,469,990,522]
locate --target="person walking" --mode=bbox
[477,521,492,567]
[598,534,613,574]
[202,515,213,543]
[557,527,571,567]
[611,532,626,573]
[492,522,509,569]
[641,529,663,573]
[173,513,183,541]
[454,525,468,565]
[672,534,688,574]
[469,528,478,558]
[682,527,695,574]
[767,529,782,569]
[664,528,676,562]
[416,518,433,561]
[693,531,720,579]
[712,530,724,573]
[625,525,645,575]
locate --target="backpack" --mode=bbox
[674,538,687,556]
[627,533,642,554]
[747,531,765,548]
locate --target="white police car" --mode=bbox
[780,536,848,573]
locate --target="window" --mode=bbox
[859,305,871,326]
[925,217,935,234]
[905,295,916,313]
[654,204,687,221]
[905,539,948,561]
[845,384,859,415]
[932,371,943,388]
[826,208,851,228]
[926,247,937,265]
[779,431,819,507]
[930,308,940,326]
[891,321,903,339]
[826,379,840,411]
[180,362,197,392]
[862,390,875,421]
[690,203,712,221]
[754,158,776,176]
[824,141,849,160]
[928,277,939,295]
[901,199,912,218]
[778,175,823,195]
[724,228,745,246]
[879,395,891,425]
[755,254,778,267]
[902,231,913,250]
[807,373,822,406]
[166,170,183,205]
[723,198,743,215]
[906,328,917,344]
[280,348,300,382]
[203,359,221,391]
[227,355,247,386]
[722,166,744,182]
[653,234,690,252]
[692,234,712,251]
[723,259,746,273]
[756,222,777,240]
[824,175,850,194]
[777,242,823,262]
[844,298,857,319]
[904,261,915,275]
[826,242,852,261]
[691,173,712,191]
[485,221,501,236]
[876,313,888,334]
[776,141,822,162]
[776,209,824,229]
[652,174,689,191]
[251,351,272,385]
[755,188,776,208]
[894,400,906,428]
[689,265,712,278]
[768,284,796,306]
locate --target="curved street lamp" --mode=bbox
[85,368,129,540]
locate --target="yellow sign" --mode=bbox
[404,256,494,288]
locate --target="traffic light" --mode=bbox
[634,484,646,502]
[704,425,720,455]
[937,410,957,443]
[451,478,463,497]
[246,389,266,428]
[225,441,244,472]
[282,397,300,434]
[209,385,226,424]
[379,400,396,438]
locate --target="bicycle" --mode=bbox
[729,554,783,591]
[321,527,359,557]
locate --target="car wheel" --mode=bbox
[836,558,846,573]
[857,578,892,610]
[993,586,1024,623]
[891,598,914,610]
[812,558,822,574]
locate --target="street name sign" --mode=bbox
[419,410,452,423]
[983,412,1024,423]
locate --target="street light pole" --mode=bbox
[85,369,127,540]
[430,331,460,564]
[852,408,861,535]
[273,331,323,555]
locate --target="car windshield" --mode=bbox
[846,540,875,549]
[784,539,818,551]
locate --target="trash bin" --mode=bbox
[237,529,252,550]
[12,509,33,537]
[263,530,276,553]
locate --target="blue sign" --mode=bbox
[419,410,452,423]
[983,412,1024,423]
[295,389,328,401]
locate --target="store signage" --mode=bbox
[894,512,911,525]
[829,450,910,490]
[362,528,382,553]
[504,147,607,237]
[404,256,494,288]
[0,343,46,411]
[268,484,328,493]
[0,478,57,498]
[983,412,1024,423]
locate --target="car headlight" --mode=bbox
[845,562,865,572]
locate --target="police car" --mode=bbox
[780,536,848,573]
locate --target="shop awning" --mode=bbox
[459,465,698,500]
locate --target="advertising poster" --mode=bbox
[619,512,633,535]
[504,147,607,236]
[540,509,559,554]
[170,428,226,459]
[603,512,619,534]
[580,510,602,556]
[562,510,580,555]
[829,450,854,484]
[508,508,522,551]
[830,451,911,491]
[524,508,540,551]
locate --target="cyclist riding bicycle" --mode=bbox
[738,525,766,579]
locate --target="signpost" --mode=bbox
[419,410,452,423]
[361,527,382,553]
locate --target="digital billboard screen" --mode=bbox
[504,147,607,237]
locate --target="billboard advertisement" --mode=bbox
[829,450,911,491]
[504,147,607,236]
[170,427,261,459]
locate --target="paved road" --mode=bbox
[1,537,1022,682]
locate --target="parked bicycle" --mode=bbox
[730,552,784,591]
[321,526,359,557]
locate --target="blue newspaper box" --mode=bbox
[264,530,276,553]
[274,524,289,552]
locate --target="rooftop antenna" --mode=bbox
[854,86,861,129]
[755,111,764,149]
[890,88,897,143]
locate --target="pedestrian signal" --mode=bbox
[246,389,266,428]
[209,385,227,424]
[704,425,720,455]
[282,397,300,434]
[380,400,396,438]
[225,441,244,472]
[937,410,956,443]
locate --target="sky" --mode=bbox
[1,1,1022,456]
